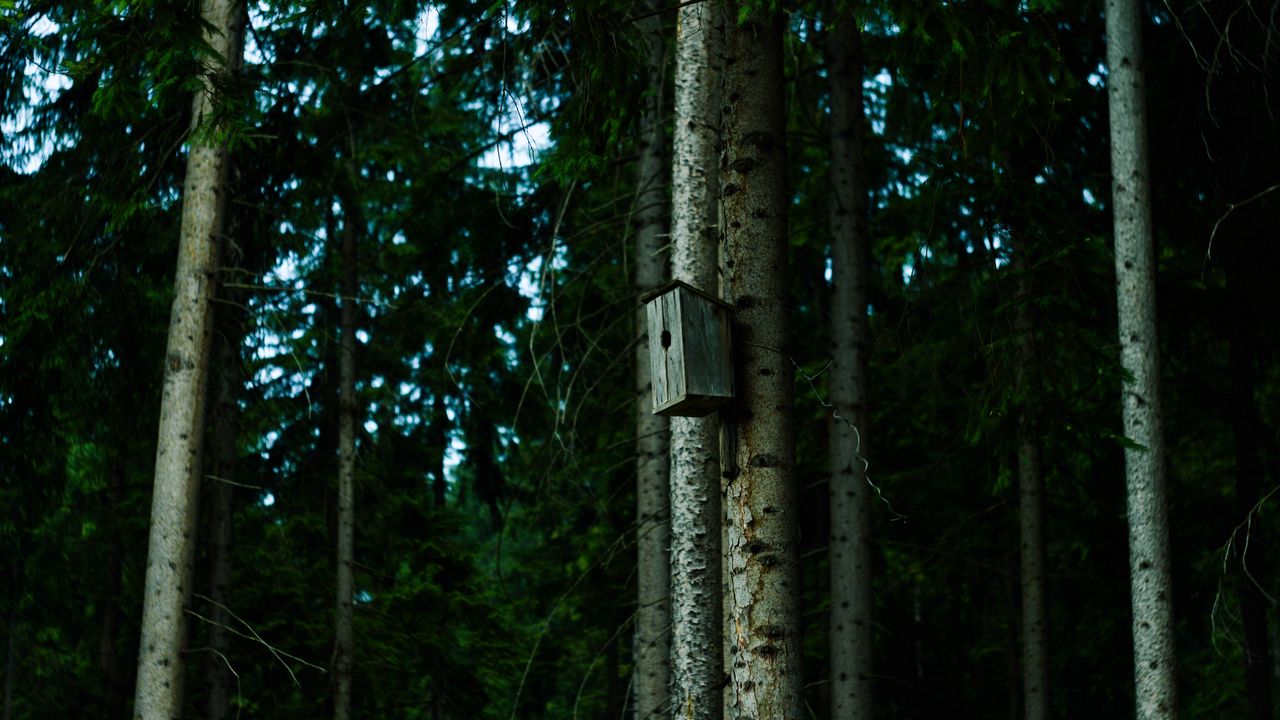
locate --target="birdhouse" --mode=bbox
[642,280,734,417]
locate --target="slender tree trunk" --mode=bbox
[1012,239,1049,720]
[669,2,723,717]
[334,205,358,720]
[100,460,126,716]
[1002,151,1050,720]
[133,1,242,716]
[1105,2,1177,718]
[910,581,925,710]
[3,595,13,720]
[432,392,447,508]
[721,6,802,717]
[633,2,671,717]
[826,13,873,720]
[469,410,505,528]
[1272,625,1280,684]
[205,304,241,720]
[1227,257,1272,720]
[1006,549,1024,720]
[608,603,625,720]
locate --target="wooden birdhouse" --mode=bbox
[642,280,734,417]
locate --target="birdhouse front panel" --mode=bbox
[643,282,733,417]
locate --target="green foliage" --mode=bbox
[3,0,1280,718]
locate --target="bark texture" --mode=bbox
[1012,243,1049,720]
[334,209,358,720]
[133,1,241,716]
[826,14,873,720]
[1105,2,1177,718]
[670,2,723,717]
[720,7,803,718]
[633,3,671,716]
[205,304,241,720]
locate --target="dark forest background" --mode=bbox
[2,0,1279,717]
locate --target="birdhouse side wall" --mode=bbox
[678,287,732,400]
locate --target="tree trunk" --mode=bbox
[1227,256,1272,720]
[607,603,625,720]
[334,204,358,720]
[133,1,242,716]
[3,595,13,720]
[205,302,241,720]
[1272,625,1280,685]
[432,392,447,508]
[826,13,873,720]
[911,580,925,710]
[1105,2,1177,718]
[1006,549,1024,720]
[633,2,671,718]
[100,459,126,716]
[1012,240,1049,720]
[721,6,802,717]
[468,409,504,528]
[669,2,723,717]
[1002,146,1051,720]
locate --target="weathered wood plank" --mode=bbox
[645,282,734,416]
[647,300,669,411]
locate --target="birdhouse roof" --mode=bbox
[639,279,733,310]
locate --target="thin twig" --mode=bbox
[572,608,640,720]
[1204,181,1280,275]
[222,282,396,310]
[1210,486,1280,654]
[204,474,264,490]
[186,644,244,720]
[626,0,707,23]
[190,593,326,685]
[743,341,908,521]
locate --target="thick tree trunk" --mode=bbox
[1105,2,1177,718]
[721,6,803,717]
[669,2,723,718]
[205,305,241,720]
[133,2,242,716]
[826,13,873,720]
[334,208,358,720]
[633,2,671,718]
